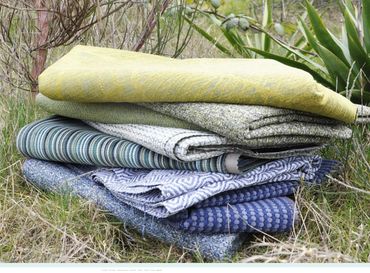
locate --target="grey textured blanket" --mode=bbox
[143,103,352,143]
[86,122,326,161]
[356,105,370,124]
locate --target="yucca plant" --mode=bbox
[254,0,370,104]
[185,0,370,104]
[297,0,370,104]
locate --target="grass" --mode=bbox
[1,90,369,263]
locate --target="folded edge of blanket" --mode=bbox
[355,104,370,124]
[36,94,202,130]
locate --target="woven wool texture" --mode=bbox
[168,197,296,234]
[356,105,370,123]
[36,94,201,130]
[167,181,300,233]
[38,45,357,123]
[16,116,274,174]
[22,159,246,260]
[92,156,337,218]
[193,180,299,208]
[86,122,327,161]
[143,103,353,144]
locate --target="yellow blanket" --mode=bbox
[39,45,357,123]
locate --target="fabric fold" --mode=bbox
[168,197,297,234]
[86,121,327,161]
[356,104,370,124]
[91,156,337,218]
[16,116,273,174]
[143,103,353,144]
[36,94,201,130]
[38,45,357,123]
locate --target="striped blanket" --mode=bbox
[16,116,270,174]
[92,156,337,218]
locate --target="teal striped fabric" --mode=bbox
[16,116,228,172]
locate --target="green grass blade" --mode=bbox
[362,0,370,53]
[261,0,273,52]
[300,18,353,90]
[298,18,321,53]
[340,25,355,66]
[220,28,251,58]
[260,27,325,72]
[338,0,356,18]
[317,44,357,91]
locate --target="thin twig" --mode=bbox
[327,175,370,195]
[132,0,172,51]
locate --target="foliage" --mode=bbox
[185,0,370,104]
[298,0,370,104]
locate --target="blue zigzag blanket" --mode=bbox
[92,157,337,218]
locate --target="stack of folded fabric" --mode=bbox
[17,45,370,260]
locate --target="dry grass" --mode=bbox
[0,0,370,263]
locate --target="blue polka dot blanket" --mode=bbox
[92,157,338,219]
[168,196,296,234]
[165,181,301,233]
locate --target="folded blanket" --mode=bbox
[16,116,271,174]
[37,93,368,129]
[22,159,246,260]
[36,94,201,130]
[168,197,296,234]
[92,156,337,218]
[143,103,353,143]
[86,122,327,161]
[38,45,356,123]
[193,180,299,208]
[167,181,301,233]
[356,105,370,124]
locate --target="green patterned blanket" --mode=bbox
[38,45,357,123]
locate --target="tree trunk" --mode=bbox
[30,0,49,95]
